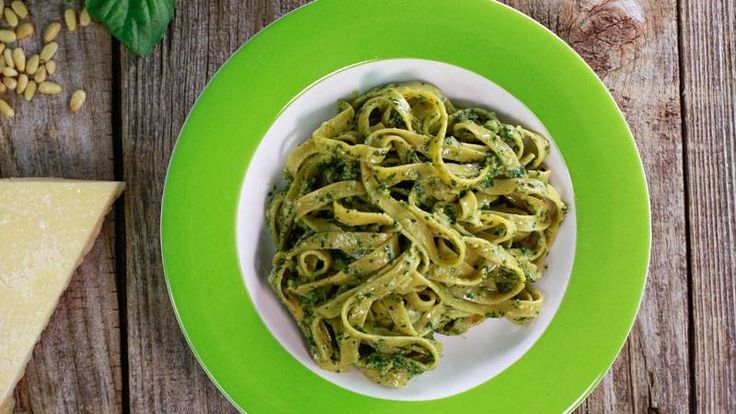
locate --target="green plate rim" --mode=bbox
[161,1,651,412]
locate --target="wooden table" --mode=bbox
[1,0,733,412]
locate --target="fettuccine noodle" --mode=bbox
[267,82,567,387]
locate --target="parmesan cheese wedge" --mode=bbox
[0,179,124,413]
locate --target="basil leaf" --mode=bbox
[86,0,176,56]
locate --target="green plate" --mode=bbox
[161,0,650,412]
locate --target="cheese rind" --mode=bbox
[0,179,124,408]
[0,397,13,414]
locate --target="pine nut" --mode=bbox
[0,82,5,93]
[0,30,16,43]
[0,98,14,118]
[4,8,18,27]
[70,89,85,113]
[16,72,26,93]
[23,79,34,101]
[2,66,16,77]
[44,60,56,76]
[38,81,60,94]
[42,22,60,43]
[10,1,26,19]
[79,7,91,26]
[33,65,45,82]
[3,76,17,90]
[0,1,4,15]
[0,43,4,56]
[24,53,37,74]
[15,22,32,40]
[3,48,12,67]
[64,9,77,32]
[40,42,57,62]
[11,47,23,71]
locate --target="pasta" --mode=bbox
[267,82,567,388]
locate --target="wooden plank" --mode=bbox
[679,1,736,411]
[121,1,310,412]
[501,0,690,412]
[0,1,121,413]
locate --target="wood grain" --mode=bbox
[8,0,731,412]
[0,1,122,413]
[118,0,696,412]
[679,0,736,411]
[501,1,690,412]
[120,1,310,412]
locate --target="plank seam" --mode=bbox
[111,37,131,414]
[675,0,697,412]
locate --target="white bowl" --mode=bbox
[236,58,576,401]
